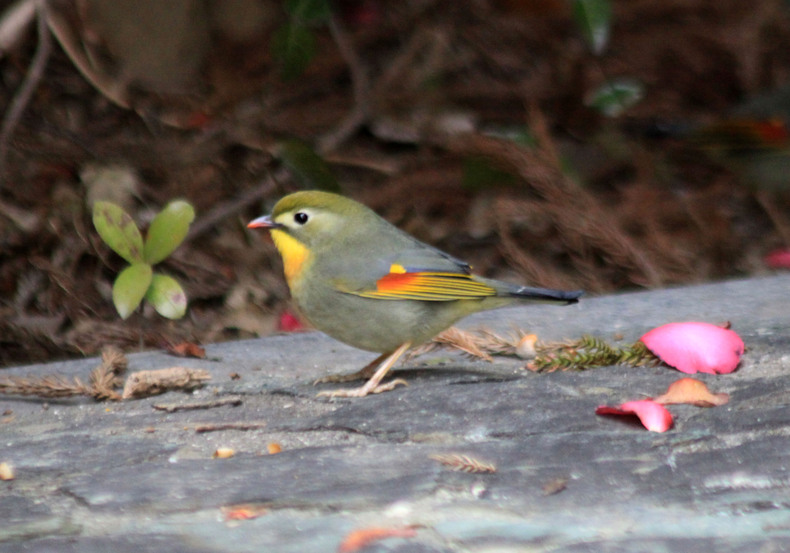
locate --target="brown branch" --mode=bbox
[45,4,130,108]
[316,15,372,154]
[187,172,277,241]
[0,0,51,185]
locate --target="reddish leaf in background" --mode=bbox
[640,322,744,375]
[765,248,790,269]
[278,310,304,332]
[596,400,674,432]
[165,341,206,359]
[653,377,729,407]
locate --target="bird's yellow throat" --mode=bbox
[270,229,310,287]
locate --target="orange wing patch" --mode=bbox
[352,270,497,301]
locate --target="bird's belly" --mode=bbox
[294,286,478,353]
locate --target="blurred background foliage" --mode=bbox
[1,0,789,366]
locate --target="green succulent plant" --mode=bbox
[92,200,195,320]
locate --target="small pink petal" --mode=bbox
[765,248,790,269]
[596,400,674,432]
[640,322,744,375]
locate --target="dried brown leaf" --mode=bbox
[338,526,419,553]
[653,377,730,407]
[166,341,206,359]
[221,503,270,521]
[542,477,569,496]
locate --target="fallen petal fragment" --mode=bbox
[653,377,730,407]
[596,399,674,432]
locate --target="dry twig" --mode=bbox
[89,346,127,400]
[409,327,493,361]
[429,453,497,474]
[0,346,126,400]
[409,326,533,361]
[122,367,210,399]
[152,396,242,413]
[194,421,267,433]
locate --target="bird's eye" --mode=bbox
[294,212,309,225]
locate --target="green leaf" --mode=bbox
[573,0,611,55]
[462,156,518,190]
[92,201,144,263]
[145,274,187,319]
[586,78,644,117]
[274,139,339,191]
[143,200,195,264]
[285,0,331,24]
[112,264,153,320]
[272,22,316,81]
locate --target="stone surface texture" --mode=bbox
[2,275,790,552]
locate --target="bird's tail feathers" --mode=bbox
[507,285,583,305]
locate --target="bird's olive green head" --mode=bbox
[258,191,377,249]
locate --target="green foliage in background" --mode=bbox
[272,0,332,80]
[274,139,340,191]
[573,0,612,55]
[93,200,195,320]
[573,0,644,118]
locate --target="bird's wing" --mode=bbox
[335,248,498,301]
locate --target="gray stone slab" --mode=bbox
[1,274,790,552]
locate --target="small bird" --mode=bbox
[248,191,582,398]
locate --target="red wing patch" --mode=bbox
[351,271,497,301]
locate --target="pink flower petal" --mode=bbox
[596,400,674,432]
[765,248,790,270]
[640,322,744,375]
[278,310,304,332]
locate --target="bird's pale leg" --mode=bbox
[316,342,411,398]
[313,351,389,384]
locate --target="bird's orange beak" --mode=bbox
[247,215,283,229]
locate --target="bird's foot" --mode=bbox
[312,352,389,385]
[316,378,408,398]
[314,342,411,399]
